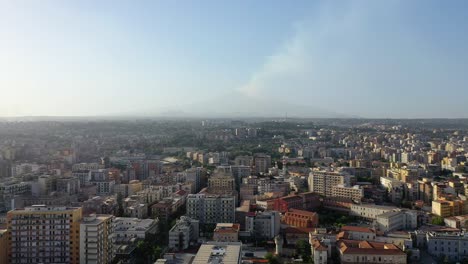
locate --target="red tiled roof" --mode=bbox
[288,208,317,217]
[284,227,315,234]
[337,239,405,256]
[341,226,374,233]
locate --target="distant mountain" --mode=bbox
[154,91,351,118]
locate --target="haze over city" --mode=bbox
[1,0,468,118]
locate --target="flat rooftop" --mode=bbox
[192,242,242,264]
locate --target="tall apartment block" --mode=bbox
[186,193,236,224]
[80,214,115,264]
[7,205,82,264]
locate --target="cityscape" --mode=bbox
[0,118,467,263]
[1,1,468,264]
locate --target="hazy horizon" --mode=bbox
[1,0,468,118]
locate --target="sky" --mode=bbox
[1,0,467,118]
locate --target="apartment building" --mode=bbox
[432,200,466,217]
[0,229,8,264]
[331,184,364,201]
[168,216,199,251]
[80,214,115,264]
[7,205,82,264]
[308,170,351,197]
[254,154,271,174]
[186,193,236,224]
[245,211,281,239]
[208,175,235,191]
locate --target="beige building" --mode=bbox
[7,205,82,264]
[192,242,242,264]
[432,199,466,217]
[80,214,115,264]
[331,185,364,201]
[338,240,407,264]
[208,175,235,191]
[308,170,351,197]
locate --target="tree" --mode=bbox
[296,240,312,263]
[431,216,445,226]
[265,252,282,264]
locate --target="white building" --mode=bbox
[95,180,115,196]
[168,216,199,250]
[375,210,418,232]
[426,232,468,262]
[114,217,158,239]
[350,204,398,220]
[245,211,281,239]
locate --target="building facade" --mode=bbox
[186,194,236,224]
[7,205,82,264]
[80,214,115,264]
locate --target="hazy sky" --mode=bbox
[1,0,467,118]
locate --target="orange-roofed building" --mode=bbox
[213,223,240,242]
[340,226,376,241]
[283,209,319,228]
[311,238,328,264]
[337,239,407,264]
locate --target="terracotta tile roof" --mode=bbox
[341,226,374,233]
[284,226,315,234]
[287,209,318,217]
[311,239,328,251]
[337,239,405,256]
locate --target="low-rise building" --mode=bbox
[444,215,468,229]
[192,242,242,264]
[426,232,468,262]
[340,226,376,241]
[375,210,418,232]
[213,223,240,242]
[331,184,364,201]
[337,239,407,264]
[168,216,199,251]
[114,217,158,239]
[350,203,397,220]
[282,209,318,228]
[311,238,328,264]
